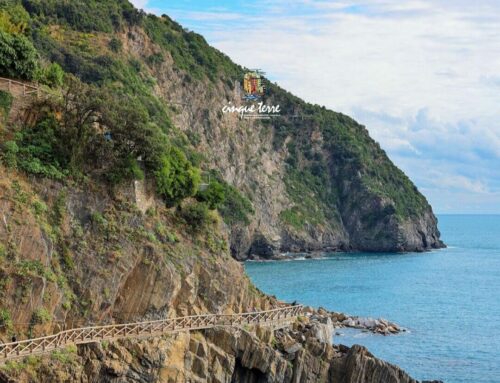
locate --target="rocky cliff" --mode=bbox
[110,19,445,259]
[0,1,443,382]
[0,165,433,382]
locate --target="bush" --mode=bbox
[31,307,51,325]
[1,140,19,168]
[0,90,13,118]
[154,147,201,206]
[107,155,144,184]
[0,308,12,330]
[108,37,122,52]
[195,173,254,225]
[219,184,254,225]
[9,116,68,179]
[0,6,30,35]
[0,29,39,80]
[196,181,225,209]
[180,201,212,230]
[36,62,64,87]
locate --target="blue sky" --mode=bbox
[131,0,500,214]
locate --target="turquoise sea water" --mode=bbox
[245,215,500,383]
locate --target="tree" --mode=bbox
[0,30,38,80]
[155,147,201,206]
[59,75,104,172]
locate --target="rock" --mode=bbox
[283,341,302,354]
[342,318,356,327]
[256,326,274,344]
[331,345,419,383]
[307,320,333,344]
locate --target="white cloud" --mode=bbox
[130,0,148,10]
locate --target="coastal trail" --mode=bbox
[0,305,303,363]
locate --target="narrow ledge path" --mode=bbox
[0,305,303,363]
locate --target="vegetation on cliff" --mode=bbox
[0,0,440,256]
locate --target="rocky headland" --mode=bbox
[0,1,444,382]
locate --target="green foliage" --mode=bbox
[108,37,122,52]
[0,29,39,80]
[154,147,201,206]
[218,184,254,226]
[4,116,68,179]
[194,173,254,225]
[279,207,306,230]
[146,52,164,67]
[196,181,225,209]
[22,0,143,33]
[0,6,30,35]
[30,307,51,325]
[281,166,339,229]
[0,90,13,119]
[107,156,144,184]
[35,62,64,87]
[50,345,77,364]
[180,201,213,230]
[142,14,242,82]
[1,140,18,167]
[31,199,48,216]
[0,308,12,330]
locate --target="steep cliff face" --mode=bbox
[110,24,444,259]
[0,165,271,340]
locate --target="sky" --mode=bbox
[131,0,500,214]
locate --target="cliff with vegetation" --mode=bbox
[0,0,444,260]
[0,0,441,382]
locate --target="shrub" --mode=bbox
[107,155,144,184]
[196,181,225,209]
[146,52,164,67]
[218,183,254,225]
[0,308,12,330]
[0,29,39,80]
[154,147,201,206]
[108,37,122,52]
[0,89,13,119]
[1,140,18,168]
[36,62,64,87]
[195,173,254,225]
[13,116,68,179]
[0,6,30,35]
[31,307,51,325]
[180,201,212,230]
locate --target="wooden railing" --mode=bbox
[0,77,40,96]
[0,305,302,363]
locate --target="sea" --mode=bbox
[245,215,500,383]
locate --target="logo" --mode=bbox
[221,69,281,119]
[243,70,265,100]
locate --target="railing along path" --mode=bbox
[0,77,41,96]
[0,305,302,363]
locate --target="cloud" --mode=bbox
[130,0,148,10]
